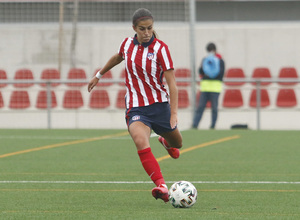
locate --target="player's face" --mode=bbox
[133,19,154,44]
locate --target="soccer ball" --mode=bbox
[168,181,197,208]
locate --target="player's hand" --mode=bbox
[170,114,178,129]
[88,77,99,92]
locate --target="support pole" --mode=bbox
[256,81,261,130]
[46,82,52,129]
[58,0,64,74]
[189,0,197,125]
[70,0,79,68]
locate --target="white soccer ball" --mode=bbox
[168,181,197,208]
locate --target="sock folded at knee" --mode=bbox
[138,148,165,187]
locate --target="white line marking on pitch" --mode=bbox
[0,180,299,184]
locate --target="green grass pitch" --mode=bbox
[0,129,299,219]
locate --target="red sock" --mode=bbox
[138,148,165,187]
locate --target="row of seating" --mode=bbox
[221,89,297,108]
[188,89,297,108]
[0,68,115,88]
[0,67,298,88]
[0,90,126,109]
[224,67,299,86]
[0,88,297,109]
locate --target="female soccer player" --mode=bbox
[88,8,182,203]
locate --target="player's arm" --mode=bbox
[88,53,123,92]
[164,69,178,129]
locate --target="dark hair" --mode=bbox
[206,42,217,52]
[132,8,153,27]
[132,8,157,38]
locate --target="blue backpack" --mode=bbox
[202,54,220,78]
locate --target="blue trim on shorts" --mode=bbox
[125,102,176,135]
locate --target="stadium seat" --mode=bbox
[276,89,297,107]
[14,68,34,88]
[116,89,126,108]
[175,68,191,86]
[251,67,272,86]
[66,68,87,87]
[0,92,4,108]
[118,69,126,86]
[0,69,7,88]
[36,90,57,109]
[63,90,84,109]
[94,68,113,87]
[89,90,110,109]
[278,67,298,85]
[249,89,270,107]
[9,90,31,109]
[224,68,246,86]
[196,91,211,108]
[40,68,60,87]
[178,89,189,108]
[222,89,243,108]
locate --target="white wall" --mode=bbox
[0,22,300,130]
[2,22,300,78]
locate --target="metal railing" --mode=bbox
[0,78,299,130]
[222,78,300,130]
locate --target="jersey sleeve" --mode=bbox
[157,43,174,71]
[118,38,128,59]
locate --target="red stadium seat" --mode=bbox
[36,90,57,109]
[276,89,297,107]
[178,89,189,108]
[40,68,60,87]
[0,69,7,88]
[9,90,31,109]
[118,69,126,86]
[224,68,246,86]
[66,68,87,87]
[222,89,243,108]
[249,89,270,107]
[94,68,113,87]
[196,91,211,108]
[175,68,191,86]
[251,67,272,86]
[63,90,84,109]
[0,92,4,108]
[89,90,110,108]
[14,68,34,88]
[278,67,298,85]
[116,90,126,108]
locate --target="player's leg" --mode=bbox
[160,128,182,149]
[150,102,182,159]
[158,128,182,159]
[128,121,151,151]
[210,92,220,129]
[129,121,164,185]
[128,121,169,202]
[192,92,208,128]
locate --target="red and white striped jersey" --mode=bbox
[118,35,174,109]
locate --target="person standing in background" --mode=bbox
[192,42,225,129]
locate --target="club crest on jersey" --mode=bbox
[147,53,155,60]
[132,115,140,121]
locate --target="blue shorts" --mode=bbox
[125,102,176,135]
